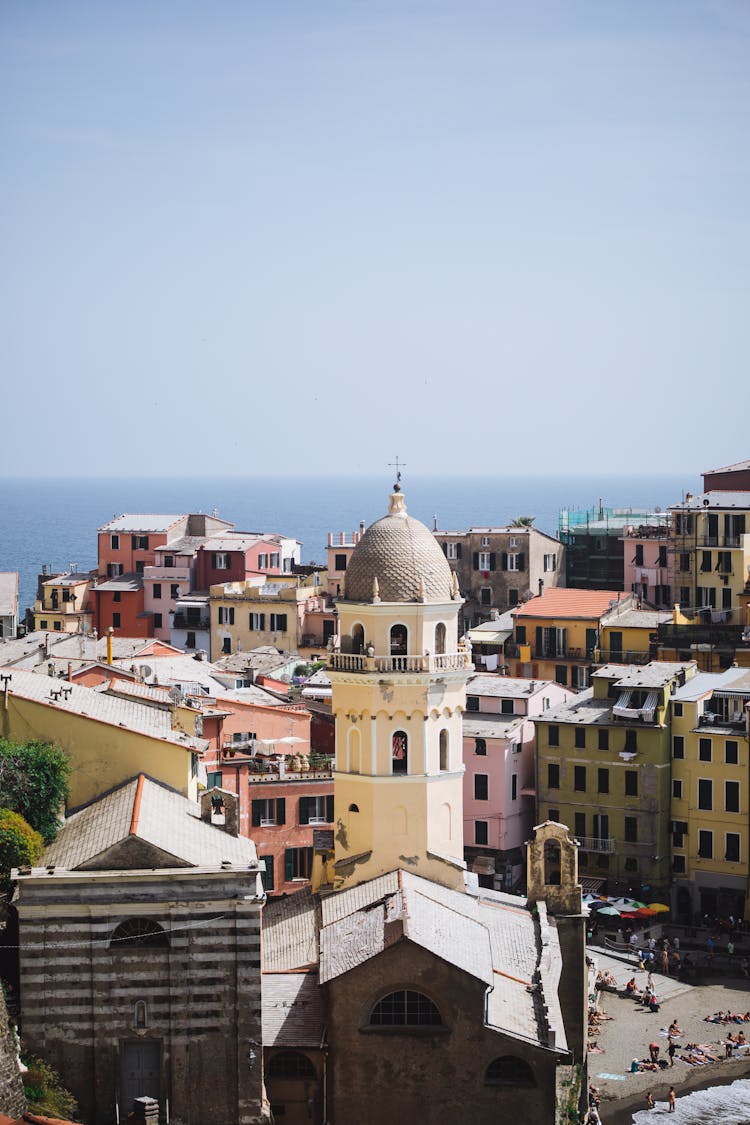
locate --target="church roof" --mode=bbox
[343,490,454,603]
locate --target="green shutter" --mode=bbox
[326,795,334,822]
[517,552,525,571]
[285,848,294,881]
[261,854,274,892]
[251,801,262,827]
[276,797,285,825]
[299,796,310,825]
[501,552,508,571]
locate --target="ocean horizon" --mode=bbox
[0,472,701,620]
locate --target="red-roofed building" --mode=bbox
[510,589,636,689]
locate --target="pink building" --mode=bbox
[621,522,673,608]
[195,533,301,590]
[463,674,574,891]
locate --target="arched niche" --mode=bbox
[390,623,408,655]
[434,622,446,654]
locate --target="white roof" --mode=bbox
[98,514,186,533]
[0,572,18,615]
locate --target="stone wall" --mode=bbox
[0,985,25,1118]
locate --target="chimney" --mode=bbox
[339,532,345,545]
[327,533,333,546]
[130,1098,159,1124]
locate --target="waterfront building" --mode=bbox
[194,531,301,589]
[31,569,96,634]
[670,666,750,922]
[534,661,696,900]
[434,523,565,631]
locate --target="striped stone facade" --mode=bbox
[15,868,264,1125]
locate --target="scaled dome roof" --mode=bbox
[343,490,455,604]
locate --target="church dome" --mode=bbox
[343,489,455,603]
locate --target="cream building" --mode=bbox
[318,485,472,892]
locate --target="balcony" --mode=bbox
[532,647,591,662]
[577,837,616,854]
[172,613,210,630]
[594,649,651,665]
[327,650,472,674]
[144,565,191,581]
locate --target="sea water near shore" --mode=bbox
[628,1076,750,1123]
[0,472,697,619]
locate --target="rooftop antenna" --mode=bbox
[388,456,406,492]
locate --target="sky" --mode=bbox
[1,1,748,478]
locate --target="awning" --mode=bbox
[467,628,511,647]
[580,876,607,894]
[640,690,659,720]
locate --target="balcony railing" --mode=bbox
[577,836,616,854]
[593,649,651,665]
[327,650,471,674]
[532,647,593,662]
[172,614,210,630]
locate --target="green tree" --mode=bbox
[0,739,70,844]
[510,516,536,527]
[0,809,43,894]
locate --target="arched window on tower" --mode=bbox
[390,624,407,656]
[435,622,446,655]
[392,730,408,774]
[544,839,561,885]
[352,624,365,654]
[439,729,449,771]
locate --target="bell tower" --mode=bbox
[315,484,471,893]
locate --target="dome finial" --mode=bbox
[388,455,407,516]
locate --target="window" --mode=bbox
[507,554,519,571]
[258,553,269,569]
[334,553,347,570]
[625,771,638,797]
[170,583,180,599]
[484,1057,535,1087]
[186,631,196,649]
[726,740,739,765]
[212,552,230,570]
[658,545,668,567]
[575,728,586,749]
[726,781,740,814]
[369,990,442,1027]
[723,586,732,610]
[698,586,717,609]
[699,738,712,762]
[716,551,732,573]
[701,550,712,573]
[392,730,408,774]
[390,623,407,654]
[726,833,741,863]
[480,587,492,606]
[269,613,288,632]
[249,612,266,630]
[270,552,280,568]
[107,563,124,577]
[624,857,639,872]
[475,738,486,756]
[474,774,488,801]
[267,1051,315,1079]
[111,918,168,948]
[110,534,120,549]
[299,795,334,825]
[634,544,644,566]
[574,766,586,792]
[218,606,235,625]
[673,702,683,717]
[698,779,712,811]
[543,553,556,572]
[548,725,559,747]
[673,855,686,874]
[260,854,275,892]
[153,583,162,599]
[153,613,163,629]
[39,620,47,629]
[574,812,586,838]
[444,541,461,560]
[508,588,519,607]
[478,551,492,571]
[113,590,122,603]
[285,847,313,881]
[555,665,568,686]
[53,621,61,631]
[112,612,121,628]
[679,551,690,572]
[439,730,449,770]
[598,729,609,751]
[673,735,685,759]
[501,698,514,715]
[164,555,174,568]
[481,536,490,547]
[680,586,691,606]
[511,774,517,801]
[475,820,488,846]
[515,625,526,644]
[252,798,286,827]
[598,768,609,794]
[624,816,638,843]
[624,729,637,753]
[548,809,559,822]
[698,830,713,859]
[206,770,222,789]
[672,779,683,799]
[466,695,479,712]
[672,820,687,847]
[132,535,149,550]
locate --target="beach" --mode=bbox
[588,954,750,1124]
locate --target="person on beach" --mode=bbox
[649,1041,660,1063]
[667,1037,676,1066]
[645,1091,655,1109]
[668,1087,676,1113]
[668,1018,683,1036]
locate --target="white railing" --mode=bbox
[577,836,616,854]
[327,651,471,674]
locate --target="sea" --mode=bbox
[629,1076,750,1123]
[0,473,699,620]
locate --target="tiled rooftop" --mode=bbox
[462,716,525,739]
[513,589,628,620]
[467,674,550,698]
[262,972,325,1047]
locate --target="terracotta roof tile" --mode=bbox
[513,589,628,620]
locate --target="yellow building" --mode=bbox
[534,661,696,898]
[209,576,336,659]
[315,485,471,893]
[0,667,203,810]
[670,492,750,617]
[670,667,750,922]
[596,607,671,665]
[32,572,95,634]
[511,589,637,689]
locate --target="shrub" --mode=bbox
[0,809,43,892]
[0,739,70,843]
[22,1054,77,1118]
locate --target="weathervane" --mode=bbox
[388,455,406,492]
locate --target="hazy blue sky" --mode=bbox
[1,2,747,478]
